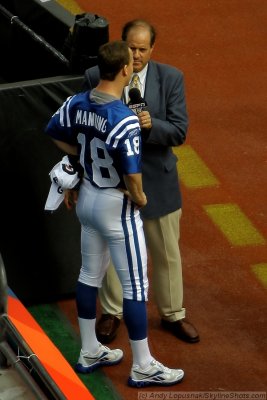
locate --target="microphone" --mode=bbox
[128,88,148,114]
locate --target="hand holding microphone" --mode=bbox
[128,88,152,130]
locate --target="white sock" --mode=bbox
[78,317,99,355]
[130,338,153,369]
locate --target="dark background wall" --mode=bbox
[0,0,90,305]
[0,0,109,82]
[0,0,110,305]
[0,0,74,83]
[0,75,83,305]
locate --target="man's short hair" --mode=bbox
[121,19,156,47]
[98,40,130,81]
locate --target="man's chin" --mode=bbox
[133,64,143,72]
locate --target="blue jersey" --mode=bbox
[45,91,141,189]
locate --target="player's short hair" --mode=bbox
[121,19,157,47]
[98,40,130,81]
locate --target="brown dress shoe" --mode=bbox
[161,318,200,343]
[96,314,121,344]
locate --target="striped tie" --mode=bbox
[129,74,141,92]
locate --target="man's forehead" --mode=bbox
[127,26,150,38]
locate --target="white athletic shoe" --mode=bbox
[75,343,123,373]
[128,358,184,387]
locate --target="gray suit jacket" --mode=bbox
[83,60,188,218]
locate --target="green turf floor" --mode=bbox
[28,303,123,400]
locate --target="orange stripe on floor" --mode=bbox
[8,295,94,400]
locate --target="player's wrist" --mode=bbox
[67,154,84,178]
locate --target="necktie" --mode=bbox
[129,74,141,92]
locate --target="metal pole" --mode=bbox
[0,253,8,318]
[0,340,49,400]
[0,4,70,68]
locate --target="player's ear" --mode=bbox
[122,64,128,77]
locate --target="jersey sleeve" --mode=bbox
[106,115,142,175]
[44,95,78,145]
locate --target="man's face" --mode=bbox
[126,27,154,73]
[126,48,134,84]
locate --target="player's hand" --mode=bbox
[64,189,78,210]
[122,190,147,209]
[136,193,147,208]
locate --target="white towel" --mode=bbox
[45,155,80,211]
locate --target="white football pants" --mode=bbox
[76,179,148,302]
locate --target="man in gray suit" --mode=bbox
[77,19,199,344]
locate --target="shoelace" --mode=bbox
[151,359,172,373]
[100,345,110,352]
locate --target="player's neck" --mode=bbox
[96,80,123,100]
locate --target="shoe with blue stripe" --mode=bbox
[75,343,123,373]
[128,358,184,387]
